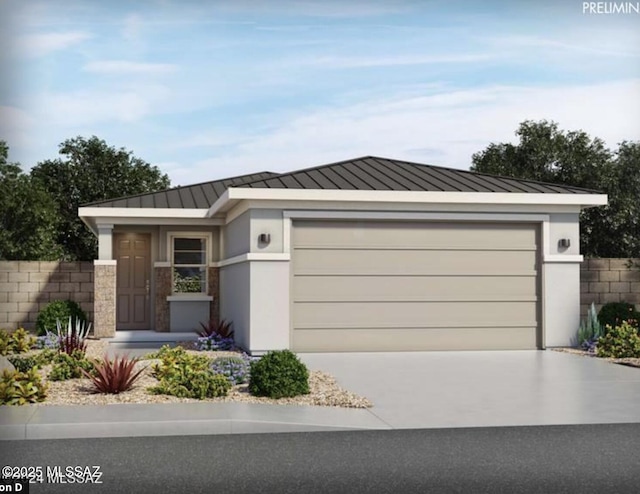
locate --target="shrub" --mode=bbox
[35,331,60,350]
[49,350,94,381]
[576,302,604,352]
[210,355,251,385]
[81,354,145,394]
[0,328,37,355]
[249,350,309,399]
[149,369,230,399]
[144,344,182,360]
[598,302,640,332]
[34,348,58,366]
[0,368,48,405]
[148,346,230,399]
[0,331,10,356]
[7,355,40,373]
[36,300,87,336]
[597,321,640,358]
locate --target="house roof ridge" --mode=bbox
[235,156,376,188]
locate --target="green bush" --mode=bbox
[0,328,37,355]
[149,368,230,399]
[148,345,230,399]
[34,349,58,366]
[48,350,94,381]
[0,368,48,405]
[7,355,40,373]
[597,321,640,358]
[598,302,640,332]
[36,300,87,336]
[249,350,309,399]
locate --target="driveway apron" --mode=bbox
[299,351,640,429]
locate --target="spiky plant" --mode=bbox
[197,319,234,339]
[81,354,145,394]
[56,317,91,355]
[577,302,604,351]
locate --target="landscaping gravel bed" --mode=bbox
[551,347,640,368]
[32,340,373,408]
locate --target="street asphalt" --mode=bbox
[2,423,639,493]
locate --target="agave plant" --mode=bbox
[577,302,604,352]
[81,354,145,394]
[56,316,91,355]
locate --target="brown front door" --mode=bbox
[115,233,151,330]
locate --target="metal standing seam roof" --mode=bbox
[84,156,602,209]
[85,171,278,208]
[238,156,603,195]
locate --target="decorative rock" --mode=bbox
[0,355,16,373]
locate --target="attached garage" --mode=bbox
[291,220,540,352]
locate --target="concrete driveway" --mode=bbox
[299,351,640,429]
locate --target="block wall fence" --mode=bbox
[0,261,94,331]
[579,258,640,317]
[1,258,639,332]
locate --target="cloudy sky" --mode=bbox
[1,0,639,186]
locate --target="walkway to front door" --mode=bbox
[115,233,151,330]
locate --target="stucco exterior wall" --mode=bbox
[247,260,290,353]
[219,262,251,350]
[224,211,251,258]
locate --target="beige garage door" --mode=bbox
[291,220,540,352]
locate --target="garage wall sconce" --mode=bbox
[558,238,571,248]
[258,233,271,244]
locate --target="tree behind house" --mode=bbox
[0,141,63,260]
[471,120,640,257]
[30,136,170,261]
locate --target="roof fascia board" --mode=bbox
[232,199,585,215]
[217,188,607,208]
[206,189,231,217]
[78,207,209,219]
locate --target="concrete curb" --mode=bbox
[0,402,391,440]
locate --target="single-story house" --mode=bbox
[78,156,607,354]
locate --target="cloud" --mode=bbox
[297,53,495,69]
[17,31,91,57]
[30,85,171,126]
[83,60,178,75]
[175,79,640,183]
[122,13,143,42]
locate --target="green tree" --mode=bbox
[30,136,170,260]
[0,141,63,260]
[471,121,639,257]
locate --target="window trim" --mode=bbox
[167,231,213,295]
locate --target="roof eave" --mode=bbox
[208,188,608,212]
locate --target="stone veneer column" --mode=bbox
[208,266,220,325]
[93,261,116,338]
[155,266,171,332]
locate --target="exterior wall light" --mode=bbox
[258,233,271,244]
[559,238,571,248]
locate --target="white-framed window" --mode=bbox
[170,235,209,294]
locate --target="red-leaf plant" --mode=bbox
[81,354,145,394]
[197,319,234,339]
